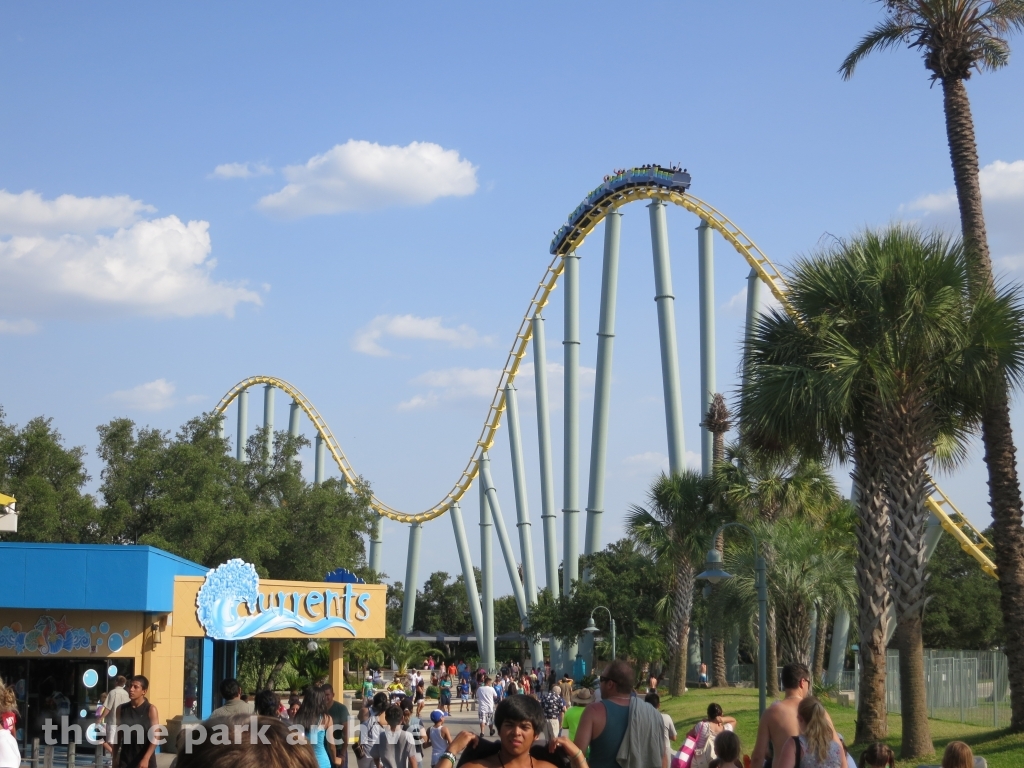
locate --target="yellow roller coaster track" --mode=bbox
[214,186,998,577]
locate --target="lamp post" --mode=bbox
[582,606,616,665]
[697,522,768,715]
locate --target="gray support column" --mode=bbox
[505,385,539,606]
[480,471,495,672]
[289,400,301,437]
[584,209,622,564]
[314,435,326,485]
[563,251,581,664]
[236,388,249,462]
[533,316,560,594]
[401,522,423,634]
[726,626,740,683]
[648,201,686,474]
[217,417,225,441]
[450,502,485,649]
[563,251,581,592]
[827,609,851,686]
[688,624,702,683]
[505,385,545,666]
[698,220,716,476]
[263,384,275,460]
[744,268,764,347]
[480,452,530,620]
[532,314,562,669]
[369,517,383,575]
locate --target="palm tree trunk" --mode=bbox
[670,561,696,696]
[943,75,1024,732]
[812,605,829,684]
[776,598,811,668]
[711,529,728,687]
[853,436,890,744]
[884,406,933,759]
[712,634,727,688]
[766,605,779,697]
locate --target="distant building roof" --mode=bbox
[0,542,207,613]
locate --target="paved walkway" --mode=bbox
[150,697,482,767]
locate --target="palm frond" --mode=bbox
[840,17,913,79]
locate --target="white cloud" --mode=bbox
[397,361,596,411]
[353,314,492,357]
[623,451,669,476]
[0,189,154,236]
[400,367,501,409]
[109,379,177,411]
[257,139,478,217]
[720,286,783,317]
[0,191,261,318]
[0,319,38,334]
[621,449,701,478]
[904,160,1024,274]
[210,162,273,179]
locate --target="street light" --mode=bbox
[697,522,768,716]
[583,606,616,662]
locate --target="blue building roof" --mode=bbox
[0,543,208,613]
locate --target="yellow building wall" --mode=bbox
[0,609,186,726]
[140,615,185,724]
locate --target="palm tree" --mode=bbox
[740,226,1024,757]
[714,443,841,695]
[378,630,445,674]
[702,394,733,687]
[718,517,855,669]
[841,1,1024,732]
[627,469,721,696]
[348,639,385,683]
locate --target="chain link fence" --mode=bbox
[878,649,1010,728]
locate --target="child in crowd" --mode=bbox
[458,679,471,712]
[941,742,976,768]
[708,731,742,768]
[858,743,895,768]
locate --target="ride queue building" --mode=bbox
[0,542,385,751]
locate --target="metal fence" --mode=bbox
[881,649,1009,728]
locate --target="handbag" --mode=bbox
[671,722,715,768]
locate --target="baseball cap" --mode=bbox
[430,710,446,723]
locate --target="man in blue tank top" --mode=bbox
[573,660,667,768]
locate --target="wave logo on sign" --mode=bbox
[196,559,371,641]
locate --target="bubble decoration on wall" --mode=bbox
[108,665,117,677]
[99,622,109,634]
[108,633,123,652]
[82,669,98,688]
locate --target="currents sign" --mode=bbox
[171,561,386,640]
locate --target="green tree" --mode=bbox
[627,470,721,696]
[841,0,1024,733]
[0,408,98,543]
[348,639,385,682]
[714,444,841,695]
[413,571,476,636]
[527,540,668,660]
[923,529,1004,649]
[740,227,1024,755]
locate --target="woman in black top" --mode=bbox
[113,675,159,768]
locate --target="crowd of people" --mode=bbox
[0,660,990,768]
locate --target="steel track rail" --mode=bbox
[213,188,998,579]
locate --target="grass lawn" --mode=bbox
[657,687,1024,768]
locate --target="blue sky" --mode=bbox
[2,2,1023,598]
